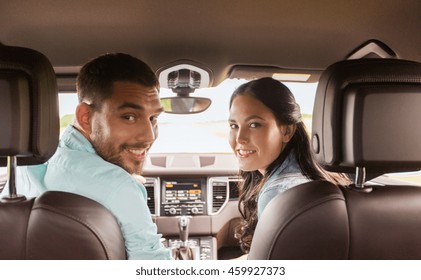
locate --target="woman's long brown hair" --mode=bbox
[230,78,350,253]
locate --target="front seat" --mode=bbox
[248,58,421,259]
[0,44,126,259]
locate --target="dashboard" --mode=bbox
[144,175,240,216]
[143,153,242,259]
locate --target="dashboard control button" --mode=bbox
[169,208,177,215]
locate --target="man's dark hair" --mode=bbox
[76,53,159,109]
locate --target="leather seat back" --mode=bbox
[0,44,126,259]
[249,58,421,259]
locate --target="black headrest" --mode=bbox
[312,58,421,174]
[0,45,59,166]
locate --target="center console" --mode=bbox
[160,178,212,259]
[144,175,241,260]
[161,178,207,216]
[165,236,215,260]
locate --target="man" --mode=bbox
[5,53,172,259]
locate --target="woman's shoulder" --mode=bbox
[265,153,306,183]
[262,172,310,194]
[257,167,311,218]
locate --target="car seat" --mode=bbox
[248,58,421,259]
[0,44,126,259]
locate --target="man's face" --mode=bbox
[88,81,163,175]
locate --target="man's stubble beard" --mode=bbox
[90,124,144,175]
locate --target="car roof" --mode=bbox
[2,0,421,87]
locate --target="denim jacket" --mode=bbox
[257,152,310,218]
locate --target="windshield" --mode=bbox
[59,79,317,154]
[151,79,317,153]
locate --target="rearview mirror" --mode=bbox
[160,97,212,114]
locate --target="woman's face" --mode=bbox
[229,94,290,174]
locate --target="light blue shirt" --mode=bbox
[2,125,172,260]
[257,152,310,218]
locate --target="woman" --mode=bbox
[228,77,349,253]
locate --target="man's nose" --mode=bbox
[137,119,156,144]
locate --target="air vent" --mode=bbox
[212,182,227,213]
[199,156,215,167]
[150,156,167,167]
[144,181,156,214]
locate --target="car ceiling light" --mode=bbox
[158,63,211,89]
[167,69,201,90]
[272,73,311,82]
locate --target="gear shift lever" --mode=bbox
[173,206,196,260]
[178,215,190,246]
[178,205,190,246]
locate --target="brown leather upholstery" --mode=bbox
[0,44,59,166]
[249,181,421,260]
[0,197,35,259]
[0,45,126,259]
[248,58,421,260]
[0,192,126,260]
[248,181,349,260]
[312,58,421,174]
[342,185,421,259]
[27,192,126,260]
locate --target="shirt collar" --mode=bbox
[59,125,96,154]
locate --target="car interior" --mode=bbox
[1,0,421,260]
[248,58,421,259]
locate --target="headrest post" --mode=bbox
[1,156,26,202]
[7,156,17,197]
[355,167,366,188]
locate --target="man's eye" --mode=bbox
[229,123,238,129]
[124,115,136,121]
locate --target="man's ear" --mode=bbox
[75,102,93,135]
[281,124,296,143]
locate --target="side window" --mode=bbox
[59,93,78,135]
[384,171,421,186]
[0,168,6,193]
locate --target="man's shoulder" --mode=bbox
[48,147,139,188]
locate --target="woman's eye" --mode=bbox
[249,122,261,128]
[229,123,238,129]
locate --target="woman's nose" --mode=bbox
[236,128,249,144]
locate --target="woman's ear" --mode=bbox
[281,124,296,143]
[74,102,93,135]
